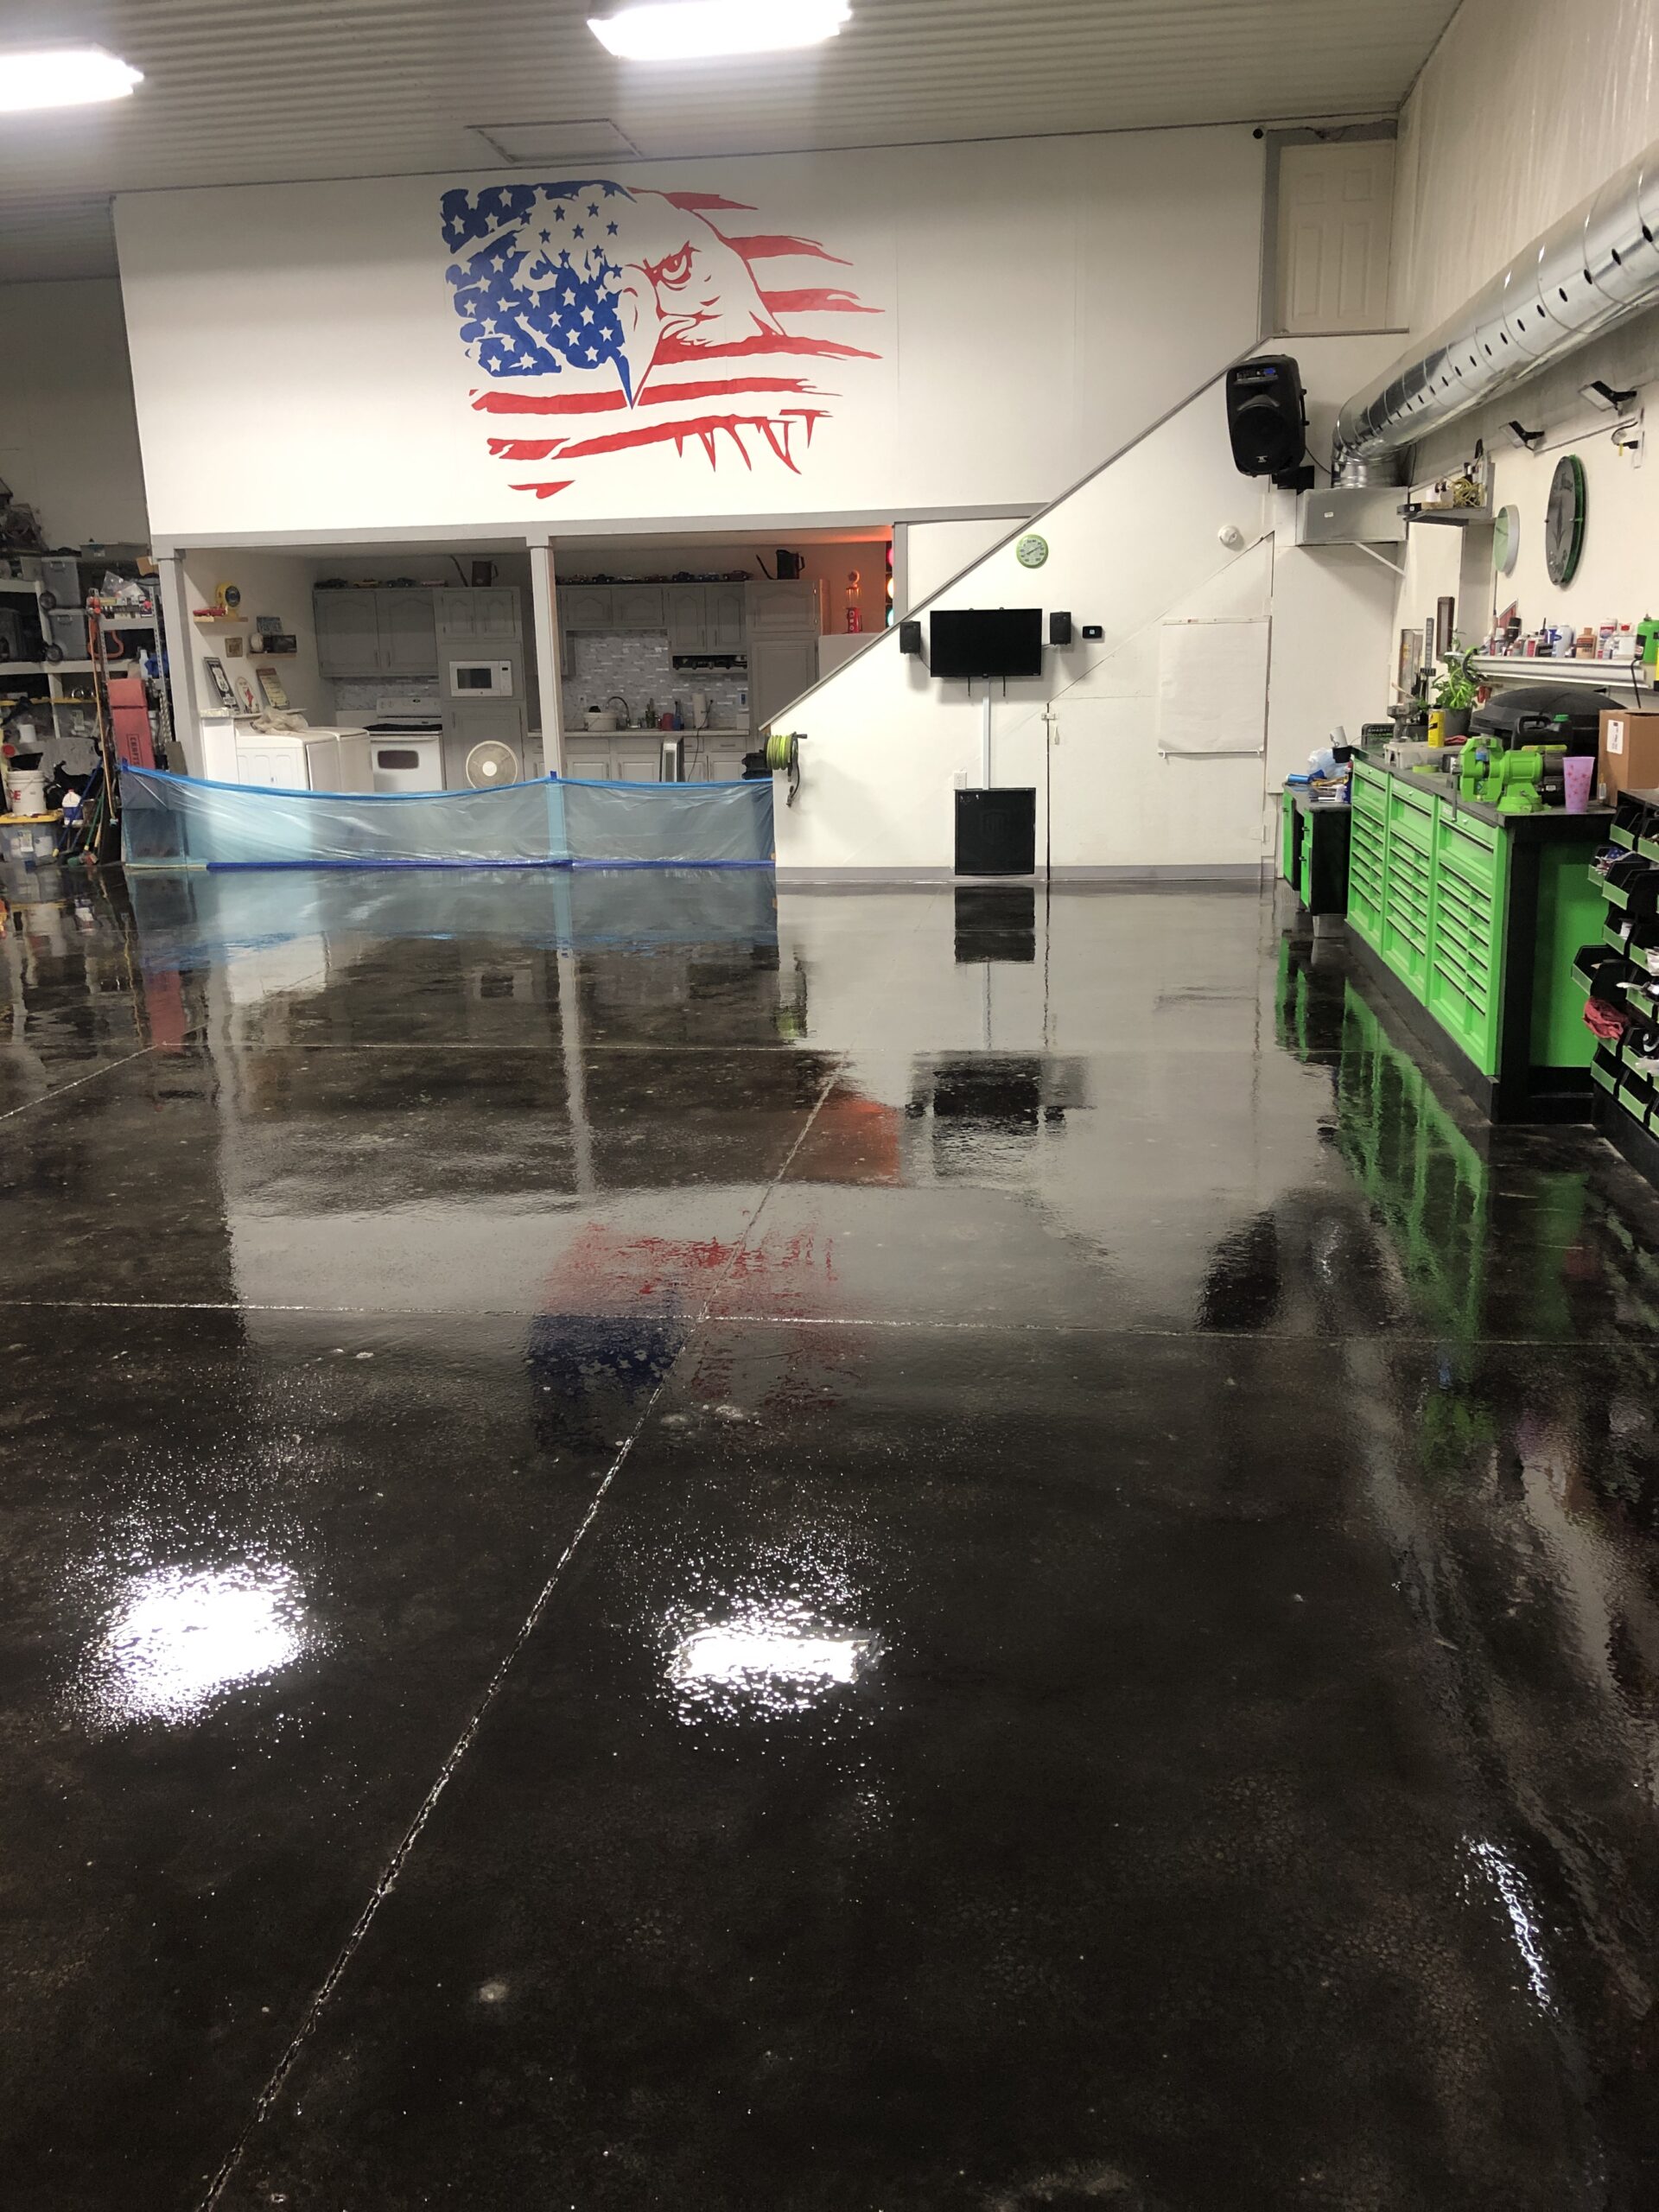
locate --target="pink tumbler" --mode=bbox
[1562,754,1595,813]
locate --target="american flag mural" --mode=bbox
[440,180,883,500]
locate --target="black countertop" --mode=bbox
[1355,752,1612,837]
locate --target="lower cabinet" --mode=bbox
[562,731,748,782]
[750,635,818,731]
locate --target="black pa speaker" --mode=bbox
[899,619,924,655]
[1049,611,1073,646]
[1225,355,1307,481]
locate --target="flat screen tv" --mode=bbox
[929,607,1044,681]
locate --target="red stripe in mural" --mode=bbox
[760,289,883,316]
[509,481,575,499]
[724,233,850,265]
[474,389,628,416]
[474,375,823,419]
[545,409,830,467]
[661,191,756,213]
[654,333,879,365]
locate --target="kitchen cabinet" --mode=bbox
[560,586,615,632]
[664,585,711,654]
[314,588,437,678]
[378,590,440,675]
[314,591,381,677]
[750,635,818,732]
[747,580,819,635]
[705,584,747,652]
[434,587,520,639]
[613,583,664,630]
[562,729,749,781]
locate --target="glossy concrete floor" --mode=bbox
[6,863,1659,2211]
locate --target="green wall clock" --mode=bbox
[1015,534,1049,569]
[1545,455,1586,586]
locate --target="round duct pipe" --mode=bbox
[1333,137,1659,474]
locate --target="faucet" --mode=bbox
[606,693,632,729]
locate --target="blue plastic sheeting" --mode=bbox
[124,862,779,965]
[119,767,774,871]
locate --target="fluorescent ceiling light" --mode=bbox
[0,45,143,113]
[590,1,852,62]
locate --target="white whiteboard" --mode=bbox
[1156,618,1270,757]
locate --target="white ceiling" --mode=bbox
[0,0,1459,284]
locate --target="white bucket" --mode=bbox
[6,769,47,816]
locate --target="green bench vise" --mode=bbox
[1459,743,1563,813]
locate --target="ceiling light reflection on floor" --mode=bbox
[83,1560,308,1730]
[669,1611,873,1719]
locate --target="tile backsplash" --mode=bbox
[332,678,442,712]
[562,632,748,731]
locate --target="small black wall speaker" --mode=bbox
[1225,355,1307,480]
[1049,611,1073,646]
[899,619,924,655]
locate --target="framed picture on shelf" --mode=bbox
[202,655,237,709]
[1397,626,1423,698]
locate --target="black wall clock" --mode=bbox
[1545,454,1586,586]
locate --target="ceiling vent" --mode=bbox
[468,119,639,167]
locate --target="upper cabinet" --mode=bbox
[315,588,438,678]
[434,587,521,639]
[378,589,440,673]
[746,581,819,637]
[551,575,823,665]
[613,583,664,630]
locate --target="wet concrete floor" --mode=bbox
[4,863,1659,2209]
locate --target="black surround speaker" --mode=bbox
[1225,355,1307,481]
[899,618,924,655]
[1049,611,1073,645]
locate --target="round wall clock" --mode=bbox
[1545,456,1586,586]
[1015,534,1049,569]
[1493,503,1520,576]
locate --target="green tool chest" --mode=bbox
[1344,755,1607,1120]
[1278,787,1351,919]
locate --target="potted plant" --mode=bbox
[1430,646,1480,742]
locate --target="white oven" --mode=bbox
[370,737,443,792]
[446,658,515,700]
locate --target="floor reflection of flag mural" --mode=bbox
[440,179,883,499]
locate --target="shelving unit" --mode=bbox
[1581,790,1659,1179]
[1471,655,1652,694]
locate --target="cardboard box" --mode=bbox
[1599,709,1659,798]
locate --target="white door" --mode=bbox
[1275,139,1395,335]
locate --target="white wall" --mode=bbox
[1381,0,1659,685]
[0,279,149,545]
[774,334,1402,875]
[903,518,1029,616]
[1391,0,1659,335]
[178,551,331,729]
[114,128,1265,540]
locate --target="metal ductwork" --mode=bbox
[1333,136,1659,480]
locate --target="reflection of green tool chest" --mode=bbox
[1278,789,1351,918]
[1344,756,1607,1119]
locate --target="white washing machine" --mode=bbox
[369,734,444,792]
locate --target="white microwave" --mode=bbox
[448,658,515,698]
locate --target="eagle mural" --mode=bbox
[440,179,882,499]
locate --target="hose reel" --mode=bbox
[766,729,803,804]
